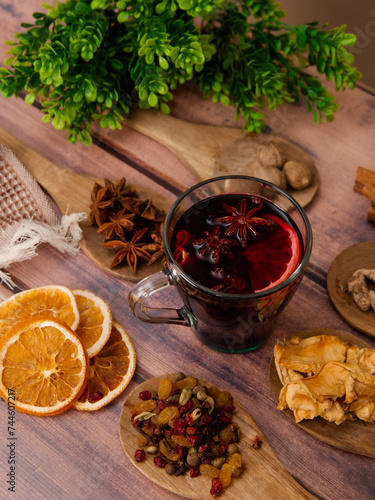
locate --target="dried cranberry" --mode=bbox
[157,400,167,410]
[163,428,173,435]
[219,415,232,425]
[184,413,193,426]
[88,391,104,403]
[188,434,199,446]
[139,390,152,400]
[172,420,187,434]
[153,456,167,468]
[198,414,212,426]
[175,444,186,459]
[186,426,197,436]
[201,456,212,465]
[198,443,209,453]
[252,435,262,449]
[179,400,193,417]
[219,441,228,454]
[188,465,200,477]
[131,415,140,428]
[222,405,235,412]
[210,478,223,498]
[134,449,145,462]
[165,399,178,407]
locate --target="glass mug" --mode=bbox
[128,176,312,353]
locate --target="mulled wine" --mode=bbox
[171,193,302,294]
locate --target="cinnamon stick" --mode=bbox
[354,166,375,192]
[362,183,375,205]
[368,204,375,222]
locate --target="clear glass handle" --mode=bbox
[128,270,193,326]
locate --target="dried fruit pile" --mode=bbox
[0,285,136,415]
[275,334,375,424]
[89,178,165,271]
[131,374,261,498]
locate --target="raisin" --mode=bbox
[199,464,220,479]
[176,376,197,390]
[159,440,179,461]
[158,378,173,400]
[227,452,242,469]
[171,435,191,448]
[219,462,232,488]
[157,406,179,425]
[131,399,157,415]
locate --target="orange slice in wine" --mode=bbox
[242,213,302,292]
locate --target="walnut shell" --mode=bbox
[282,160,312,190]
[257,143,285,169]
[246,165,287,191]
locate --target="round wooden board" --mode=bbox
[269,328,375,458]
[327,242,375,338]
[119,373,316,500]
[80,185,173,282]
[212,132,319,209]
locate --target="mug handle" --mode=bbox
[128,270,194,326]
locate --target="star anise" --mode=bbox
[211,197,275,247]
[104,178,136,202]
[90,183,113,226]
[211,267,247,294]
[193,225,236,264]
[102,227,151,271]
[133,198,165,222]
[97,209,135,240]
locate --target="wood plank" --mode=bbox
[1,3,375,500]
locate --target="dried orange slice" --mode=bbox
[72,289,112,358]
[73,321,136,411]
[0,318,89,416]
[0,285,79,339]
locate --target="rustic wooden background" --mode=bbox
[1,2,375,499]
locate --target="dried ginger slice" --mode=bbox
[347,268,375,312]
[274,335,349,380]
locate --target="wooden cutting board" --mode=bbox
[327,242,375,339]
[269,328,375,458]
[121,109,319,208]
[119,373,316,500]
[0,126,172,282]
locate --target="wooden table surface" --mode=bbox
[1,3,375,499]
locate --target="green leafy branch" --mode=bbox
[0,0,361,144]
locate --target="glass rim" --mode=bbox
[163,175,313,300]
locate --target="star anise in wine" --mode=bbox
[211,267,247,294]
[97,209,135,240]
[211,197,275,247]
[90,183,113,226]
[102,227,151,272]
[193,226,236,264]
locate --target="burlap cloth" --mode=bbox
[0,143,86,287]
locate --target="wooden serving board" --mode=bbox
[119,373,316,500]
[0,126,172,282]
[327,242,375,338]
[121,109,319,208]
[269,328,375,458]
